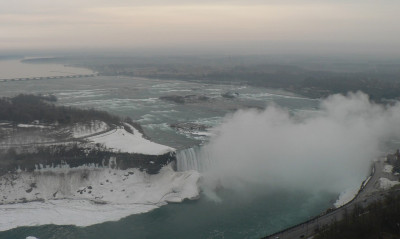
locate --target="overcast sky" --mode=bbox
[1,0,400,56]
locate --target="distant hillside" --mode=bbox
[0,94,144,134]
[26,56,400,102]
[0,94,117,125]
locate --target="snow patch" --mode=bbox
[17,124,51,129]
[383,164,393,174]
[88,124,174,155]
[378,177,400,190]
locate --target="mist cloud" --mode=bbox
[200,92,400,195]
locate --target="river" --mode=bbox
[0,59,337,239]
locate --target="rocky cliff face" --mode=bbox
[0,145,176,176]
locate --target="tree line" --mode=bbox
[314,193,400,239]
[0,94,123,125]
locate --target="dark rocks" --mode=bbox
[25,188,33,193]
[2,149,176,176]
[170,122,208,132]
[221,91,239,99]
[77,187,86,194]
[160,95,185,104]
[160,94,209,104]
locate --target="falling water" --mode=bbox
[176,146,212,172]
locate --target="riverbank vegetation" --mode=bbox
[314,193,400,239]
[0,144,175,175]
[0,94,144,134]
[0,94,120,125]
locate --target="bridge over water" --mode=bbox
[0,73,98,82]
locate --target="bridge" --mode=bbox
[0,73,98,83]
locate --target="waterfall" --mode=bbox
[176,146,212,172]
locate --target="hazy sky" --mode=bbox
[1,0,400,55]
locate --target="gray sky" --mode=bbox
[1,0,400,56]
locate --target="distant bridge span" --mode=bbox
[0,73,98,83]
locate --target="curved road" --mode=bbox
[264,159,391,239]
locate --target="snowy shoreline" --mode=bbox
[0,120,194,232]
[0,165,200,231]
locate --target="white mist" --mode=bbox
[178,92,400,198]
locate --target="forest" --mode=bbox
[314,193,400,239]
[0,94,120,125]
[0,94,144,134]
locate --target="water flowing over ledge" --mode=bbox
[176,146,212,172]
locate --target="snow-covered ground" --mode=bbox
[383,164,393,174]
[378,177,400,190]
[0,121,192,231]
[88,124,174,155]
[17,124,52,129]
[0,165,200,231]
[334,186,359,208]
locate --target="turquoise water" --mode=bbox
[0,61,336,239]
[0,189,335,239]
[0,74,319,150]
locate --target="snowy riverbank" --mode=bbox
[0,165,200,231]
[88,124,174,155]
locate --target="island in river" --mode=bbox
[0,94,200,231]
